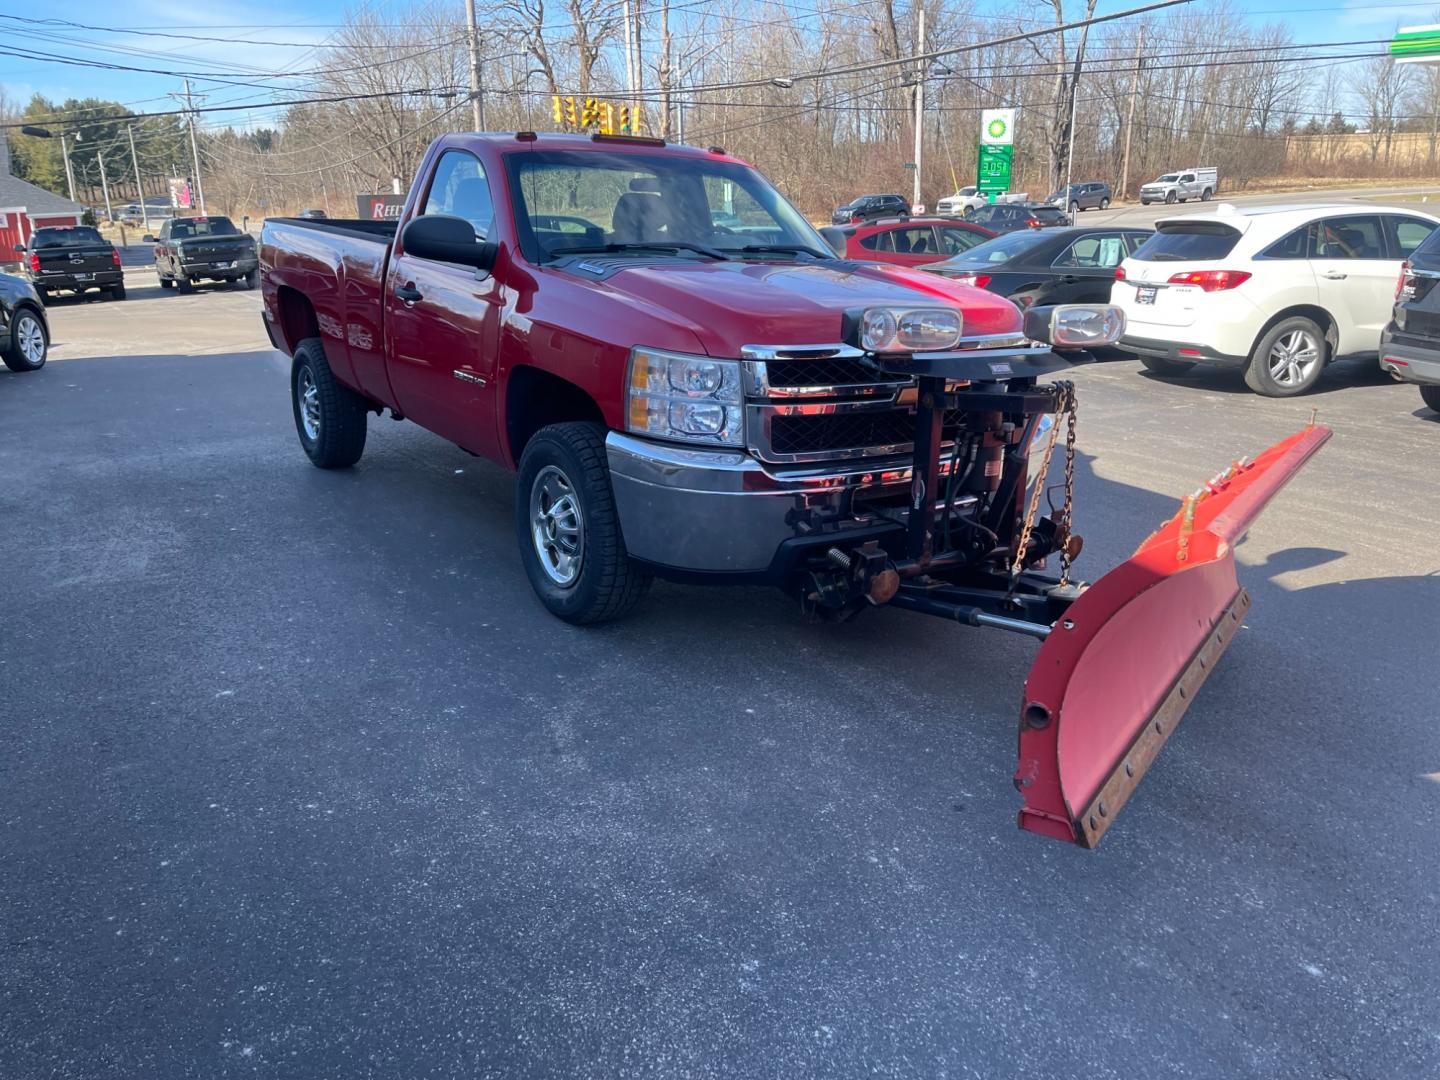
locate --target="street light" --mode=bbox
[20,124,80,202]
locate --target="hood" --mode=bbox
[577,259,1023,356]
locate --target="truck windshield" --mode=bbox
[1156,174,1180,183]
[506,149,831,262]
[170,217,240,239]
[32,227,105,247]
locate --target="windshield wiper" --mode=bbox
[734,244,828,259]
[552,241,731,261]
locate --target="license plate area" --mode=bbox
[212,261,233,269]
[75,273,92,280]
[1135,286,1157,305]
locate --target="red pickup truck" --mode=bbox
[261,131,1327,847]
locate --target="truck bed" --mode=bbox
[260,217,399,406]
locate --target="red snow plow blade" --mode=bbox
[1014,425,1331,847]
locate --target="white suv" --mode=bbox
[1112,203,1440,395]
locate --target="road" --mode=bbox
[3,282,1439,1079]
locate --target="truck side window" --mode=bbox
[421,150,493,240]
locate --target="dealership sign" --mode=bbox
[1392,24,1440,63]
[358,194,406,220]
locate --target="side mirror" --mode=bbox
[818,226,847,257]
[143,235,156,243]
[13,244,24,253]
[401,214,496,271]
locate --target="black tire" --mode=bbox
[1165,190,1178,204]
[291,337,368,469]
[1069,201,1081,216]
[1100,197,1110,210]
[1420,385,1440,413]
[110,282,127,300]
[1244,316,1328,397]
[515,422,652,625]
[177,277,194,295]
[1138,354,1197,376]
[2,306,48,372]
[1201,188,1213,202]
[242,269,258,290]
[1140,199,1150,206]
[158,276,173,290]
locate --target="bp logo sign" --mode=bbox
[980,107,1016,147]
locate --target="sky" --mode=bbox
[3,0,1438,132]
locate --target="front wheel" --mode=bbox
[1138,354,1196,376]
[3,308,48,372]
[242,269,258,290]
[1420,384,1440,413]
[515,422,651,625]
[1165,190,1178,204]
[176,277,194,295]
[291,337,368,468]
[1244,317,1327,397]
[1069,201,1081,216]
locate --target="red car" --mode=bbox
[833,216,995,268]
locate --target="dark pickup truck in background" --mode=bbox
[15,226,125,302]
[147,215,258,293]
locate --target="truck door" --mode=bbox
[385,149,503,459]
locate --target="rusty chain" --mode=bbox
[1010,381,1076,588]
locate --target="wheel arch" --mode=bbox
[505,364,607,467]
[1248,305,1338,362]
[273,285,320,356]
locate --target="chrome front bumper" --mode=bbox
[607,432,955,575]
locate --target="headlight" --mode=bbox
[1023,304,1125,349]
[626,348,743,447]
[857,306,963,352]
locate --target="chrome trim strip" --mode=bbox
[739,343,865,361]
[452,370,487,386]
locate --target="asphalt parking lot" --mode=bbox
[3,281,1439,1079]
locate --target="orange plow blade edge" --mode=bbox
[1014,425,1332,847]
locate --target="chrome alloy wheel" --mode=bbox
[16,314,45,365]
[297,365,321,441]
[1267,329,1321,388]
[529,465,584,587]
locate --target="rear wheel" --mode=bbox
[158,276,173,290]
[1244,317,1327,397]
[1100,197,1110,210]
[515,422,651,625]
[291,337,368,468]
[1138,354,1196,376]
[3,308,48,372]
[1420,385,1440,413]
[1201,188,1214,202]
[110,282,127,300]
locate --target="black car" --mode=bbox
[146,216,259,293]
[831,193,911,225]
[922,226,1153,309]
[0,271,50,372]
[297,208,328,220]
[1381,227,1440,415]
[15,225,125,302]
[966,202,1071,233]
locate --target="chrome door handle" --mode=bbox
[1322,271,1348,280]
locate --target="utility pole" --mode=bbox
[59,133,77,202]
[1119,27,1144,201]
[622,0,636,99]
[96,150,114,222]
[1064,19,1092,205]
[182,79,206,215]
[463,0,484,130]
[912,4,925,210]
[126,125,149,230]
